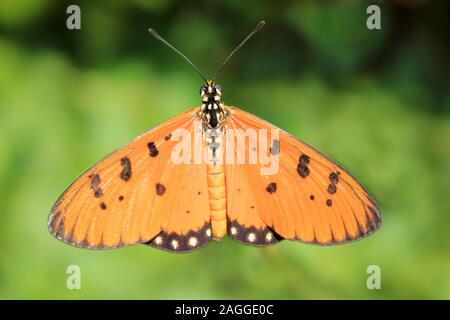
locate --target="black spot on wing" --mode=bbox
[270,139,280,155]
[147,142,159,157]
[89,173,103,198]
[329,172,339,185]
[266,182,277,194]
[327,172,339,194]
[165,134,172,141]
[120,156,132,181]
[146,222,211,253]
[156,183,166,196]
[94,189,103,198]
[89,174,100,190]
[118,195,124,201]
[227,219,282,247]
[100,202,107,210]
[326,199,333,207]
[297,154,310,178]
[327,184,337,194]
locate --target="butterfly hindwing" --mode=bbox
[146,161,212,252]
[225,106,381,246]
[225,151,282,246]
[48,108,212,251]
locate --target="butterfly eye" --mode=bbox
[199,86,206,96]
[215,85,222,96]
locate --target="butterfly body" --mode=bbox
[198,80,228,240]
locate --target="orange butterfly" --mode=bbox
[48,21,381,252]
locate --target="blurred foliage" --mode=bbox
[0,0,449,299]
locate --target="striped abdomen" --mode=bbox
[207,162,227,239]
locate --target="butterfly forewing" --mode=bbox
[48,108,212,251]
[225,106,381,245]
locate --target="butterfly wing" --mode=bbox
[48,108,212,252]
[225,106,381,245]
[226,159,283,246]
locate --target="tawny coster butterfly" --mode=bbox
[48,21,381,252]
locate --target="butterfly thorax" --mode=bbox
[199,80,227,130]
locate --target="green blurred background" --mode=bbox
[0,0,449,299]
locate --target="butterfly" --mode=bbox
[48,21,381,253]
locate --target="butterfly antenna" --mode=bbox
[212,21,266,81]
[148,28,208,83]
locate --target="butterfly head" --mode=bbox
[149,22,266,130]
[200,80,226,129]
[200,80,222,104]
